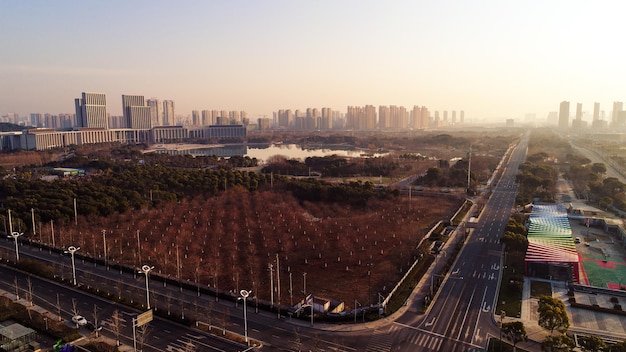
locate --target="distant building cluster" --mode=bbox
[0,92,246,151]
[556,100,617,129]
[0,94,468,149]
[273,105,463,131]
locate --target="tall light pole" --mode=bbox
[139,265,154,309]
[239,289,251,344]
[64,246,80,286]
[101,230,107,269]
[8,231,23,262]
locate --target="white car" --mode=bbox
[72,315,88,326]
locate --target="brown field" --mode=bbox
[46,189,462,307]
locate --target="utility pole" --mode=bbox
[101,229,107,269]
[50,220,55,248]
[276,254,281,317]
[289,272,293,306]
[268,264,274,307]
[31,208,36,238]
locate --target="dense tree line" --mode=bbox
[261,155,399,177]
[515,153,558,205]
[279,178,398,207]
[414,159,476,188]
[0,162,273,229]
[564,153,626,212]
[0,156,399,233]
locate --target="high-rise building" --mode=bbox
[575,103,582,120]
[147,98,161,127]
[321,107,332,130]
[201,110,211,125]
[389,105,408,129]
[459,110,464,124]
[191,110,200,126]
[30,113,43,127]
[163,100,175,126]
[379,106,390,129]
[593,102,600,121]
[612,101,624,126]
[558,101,570,129]
[122,95,151,129]
[75,92,108,129]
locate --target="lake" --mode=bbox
[152,143,387,163]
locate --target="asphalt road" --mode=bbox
[412,133,528,352]
[0,264,247,352]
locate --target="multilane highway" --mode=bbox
[413,133,528,352]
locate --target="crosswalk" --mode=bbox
[364,325,482,352]
[364,325,400,352]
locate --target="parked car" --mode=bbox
[574,237,581,244]
[72,315,88,326]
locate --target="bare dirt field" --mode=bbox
[50,189,463,306]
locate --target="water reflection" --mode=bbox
[154,143,387,162]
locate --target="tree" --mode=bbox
[608,340,626,352]
[538,296,570,336]
[500,232,528,252]
[502,321,527,351]
[591,163,606,175]
[578,335,606,352]
[541,334,575,352]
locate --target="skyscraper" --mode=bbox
[593,102,600,121]
[612,101,623,126]
[192,110,200,126]
[75,92,108,129]
[575,103,582,120]
[122,95,151,129]
[147,98,161,127]
[558,101,570,129]
[378,105,390,129]
[163,100,175,126]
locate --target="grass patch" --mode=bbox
[496,251,524,317]
[530,280,552,298]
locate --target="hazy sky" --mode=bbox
[2,1,626,121]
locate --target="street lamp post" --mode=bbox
[8,231,23,262]
[138,265,154,309]
[64,246,80,286]
[239,289,251,344]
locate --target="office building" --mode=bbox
[147,98,161,127]
[122,95,151,129]
[575,103,582,120]
[191,110,200,126]
[75,92,108,129]
[163,100,175,126]
[558,101,570,129]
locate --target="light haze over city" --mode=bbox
[2,0,626,121]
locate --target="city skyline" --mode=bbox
[2,1,626,120]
